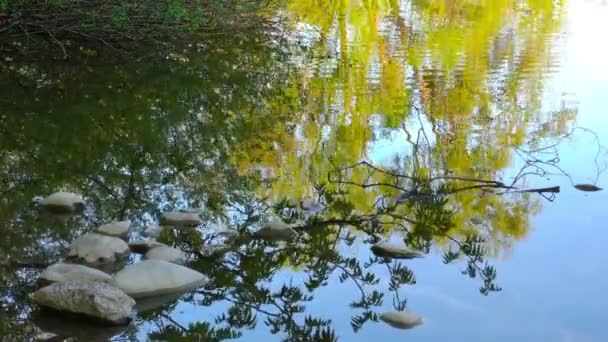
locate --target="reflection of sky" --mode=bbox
[169,3,608,341]
[358,1,608,341]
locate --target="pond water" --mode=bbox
[1,0,608,341]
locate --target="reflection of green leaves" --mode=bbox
[388,263,416,291]
[350,310,378,333]
[149,321,241,342]
[442,250,461,264]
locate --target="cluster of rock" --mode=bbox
[370,241,425,330]
[38,192,425,333]
[33,192,210,326]
[34,192,303,327]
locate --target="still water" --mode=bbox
[1,0,608,341]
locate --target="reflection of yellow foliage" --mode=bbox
[235,0,573,258]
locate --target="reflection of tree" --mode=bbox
[0,1,596,341]
[0,34,295,339]
[251,0,574,259]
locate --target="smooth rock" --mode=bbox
[40,263,113,285]
[128,240,166,254]
[40,192,85,214]
[160,212,202,227]
[371,242,424,259]
[32,281,135,325]
[113,260,208,298]
[96,220,130,238]
[144,245,187,264]
[67,233,130,264]
[143,224,164,238]
[253,219,297,241]
[379,311,423,329]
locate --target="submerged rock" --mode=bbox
[469,216,484,225]
[32,281,135,325]
[160,212,202,227]
[134,292,183,312]
[253,219,297,241]
[143,224,164,238]
[144,245,187,264]
[40,192,85,214]
[113,260,208,298]
[67,233,130,264]
[40,263,113,285]
[371,242,424,259]
[33,314,128,342]
[128,240,165,254]
[200,244,234,257]
[300,199,324,214]
[379,311,423,329]
[179,207,202,214]
[96,220,130,238]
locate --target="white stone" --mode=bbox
[32,281,135,325]
[160,212,202,226]
[371,242,424,259]
[40,192,85,213]
[128,240,165,254]
[112,260,208,298]
[67,233,130,264]
[40,263,113,284]
[253,219,297,241]
[96,220,130,238]
[144,245,187,264]
[379,311,423,329]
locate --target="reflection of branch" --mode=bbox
[515,126,608,187]
[196,290,281,318]
[332,263,366,301]
[160,313,188,332]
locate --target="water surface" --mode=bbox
[1,0,608,341]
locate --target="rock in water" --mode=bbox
[40,192,85,214]
[32,281,135,325]
[200,244,233,257]
[144,245,187,264]
[113,260,208,298]
[371,242,424,259]
[300,199,324,214]
[128,240,166,254]
[67,233,130,264]
[96,220,130,238]
[253,219,297,241]
[379,311,423,329]
[574,184,603,192]
[33,314,128,342]
[134,292,183,312]
[160,212,202,227]
[143,225,163,238]
[179,207,202,214]
[40,263,113,284]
